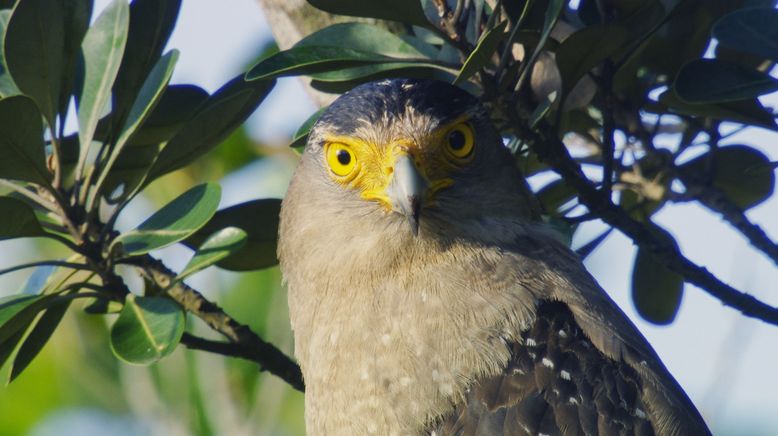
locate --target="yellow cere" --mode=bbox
[323,118,475,210]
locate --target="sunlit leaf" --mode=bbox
[76,0,129,160]
[183,199,281,271]
[57,0,92,120]
[0,10,20,97]
[178,227,247,280]
[148,76,274,180]
[674,59,778,104]
[114,183,221,256]
[307,0,430,27]
[297,23,428,58]
[0,197,45,241]
[631,227,684,325]
[109,295,184,365]
[0,95,49,184]
[713,7,778,61]
[454,21,508,85]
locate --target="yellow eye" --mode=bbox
[444,123,475,159]
[326,143,357,177]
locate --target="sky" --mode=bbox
[2,0,777,434]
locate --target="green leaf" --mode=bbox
[147,76,274,180]
[90,50,179,204]
[0,329,25,371]
[631,227,684,325]
[296,23,428,58]
[4,0,67,123]
[111,0,181,133]
[307,0,431,27]
[76,0,129,160]
[0,294,44,344]
[454,21,508,85]
[0,197,46,240]
[674,59,778,104]
[658,90,777,130]
[178,227,247,280]
[57,0,92,121]
[246,46,395,81]
[555,23,629,97]
[114,183,221,256]
[109,295,184,365]
[0,95,49,184]
[0,9,20,97]
[182,199,281,271]
[680,145,775,210]
[290,108,326,149]
[8,297,71,382]
[713,7,778,62]
[129,85,209,145]
[310,62,454,83]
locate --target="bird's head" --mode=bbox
[292,79,536,239]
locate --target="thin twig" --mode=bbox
[511,115,778,325]
[181,333,304,392]
[128,255,304,390]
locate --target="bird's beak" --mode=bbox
[386,154,428,236]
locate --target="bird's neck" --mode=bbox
[284,221,540,435]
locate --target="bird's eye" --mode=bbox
[326,143,357,177]
[444,123,475,160]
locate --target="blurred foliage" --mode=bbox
[0,0,777,434]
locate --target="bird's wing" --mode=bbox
[429,231,710,436]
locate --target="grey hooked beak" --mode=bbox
[386,154,428,236]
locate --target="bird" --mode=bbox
[277,78,710,436]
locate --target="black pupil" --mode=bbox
[336,149,351,165]
[448,130,466,150]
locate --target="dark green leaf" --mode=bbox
[129,85,209,145]
[0,294,43,344]
[246,46,394,81]
[0,329,25,371]
[4,0,67,123]
[681,145,775,209]
[76,0,129,156]
[112,0,181,133]
[674,59,778,103]
[310,62,454,83]
[114,183,221,256]
[8,297,71,382]
[178,227,247,280]
[713,7,778,61]
[109,295,184,365]
[90,50,179,203]
[57,0,92,121]
[0,10,20,97]
[148,76,275,180]
[658,90,777,130]
[536,179,577,213]
[307,0,430,27]
[454,21,508,85]
[182,199,281,271]
[555,24,629,96]
[290,108,326,149]
[0,94,49,185]
[0,197,46,240]
[631,227,684,325]
[295,23,427,58]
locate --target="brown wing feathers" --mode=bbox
[431,301,656,436]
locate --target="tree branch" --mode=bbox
[515,117,778,325]
[131,255,304,391]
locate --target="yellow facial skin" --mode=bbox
[323,119,475,211]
